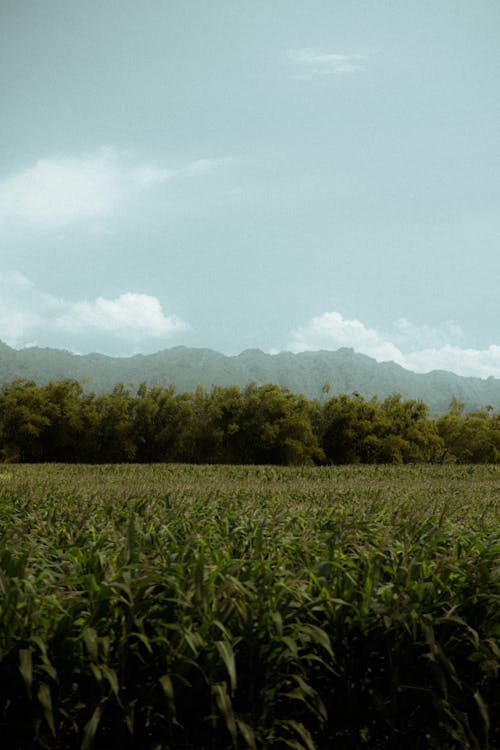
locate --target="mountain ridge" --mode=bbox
[0,341,498,414]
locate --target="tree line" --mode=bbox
[0,378,498,464]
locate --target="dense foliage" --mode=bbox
[0,379,498,464]
[0,464,498,749]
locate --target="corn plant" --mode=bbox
[0,464,498,748]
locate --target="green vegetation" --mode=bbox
[0,464,499,749]
[0,379,499,464]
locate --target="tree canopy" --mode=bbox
[0,379,498,464]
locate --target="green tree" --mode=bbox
[377,394,444,463]
[236,383,323,465]
[133,384,195,462]
[0,379,52,461]
[94,383,137,462]
[37,380,87,461]
[321,393,443,464]
[437,400,499,463]
[203,385,244,463]
[321,393,379,464]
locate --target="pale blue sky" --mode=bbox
[0,0,499,377]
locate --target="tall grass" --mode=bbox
[0,464,498,748]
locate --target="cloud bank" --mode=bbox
[286,311,500,379]
[0,149,223,229]
[1,277,497,378]
[0,272,188,354]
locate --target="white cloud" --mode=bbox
[403,346,500,380]
[285,311,500,379]
[288,311,402,361]
[0,148,223,229]
[287,48,365,76]
[0,272,189,353]
[392,318,464,350]
[54,293,186,339]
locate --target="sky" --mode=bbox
[0,0,499,378]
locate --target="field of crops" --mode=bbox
[0,464,499,749]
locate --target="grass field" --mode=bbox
[0,464,499,749]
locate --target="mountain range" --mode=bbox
[0,340,498,414]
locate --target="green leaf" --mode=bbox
[101,664,119,699]
[216,640,237,694]
[81,705,102,750]
[236,718,257,750]
[37,682,56,737]
[19,648,33,698]
[213,681,237,744]
[281,719,317,750]
[473,690,490,734]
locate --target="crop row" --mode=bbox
[0,465,499,748]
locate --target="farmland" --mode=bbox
[0,464,499,749]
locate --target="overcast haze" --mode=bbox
[1,1,499,378]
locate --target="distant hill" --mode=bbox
[0,340,499,414]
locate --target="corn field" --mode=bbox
[0,464,499,749]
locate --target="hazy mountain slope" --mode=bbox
[0,341,498,413]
